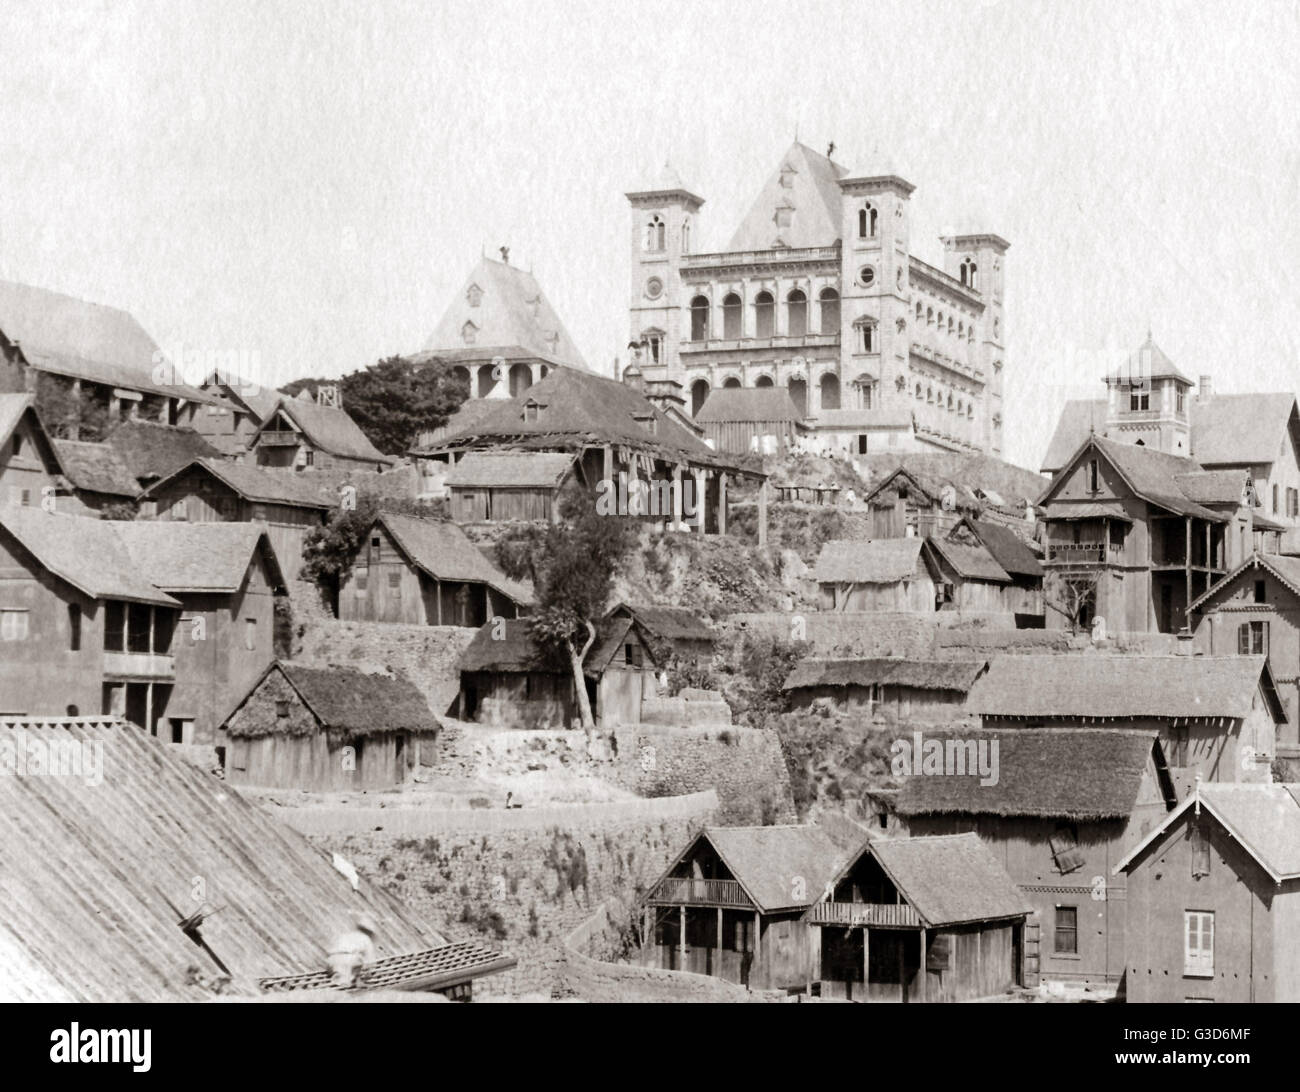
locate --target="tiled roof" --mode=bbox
[1172,469,1250,506]
[0,715,446,1001]
[962,519,1042,578]
[925,536,1010,583]
[1045,436,1223,521]
[110,521,282,593]
[443,452,576,489]
[1039,398,1106,474]
[0,504,177,605]
[783,657,986,694]
[258,942,515,994]
[140,457,334,510]
[257,399,391,464]
[377,513,532,604]
[967,654,1275,720]
[813,537,924,584]
[1189,552,1300,612]
[895,728,1165,821]
[51,439,138,498]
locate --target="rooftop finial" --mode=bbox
[499,246,510,264]
[827,140,836,158]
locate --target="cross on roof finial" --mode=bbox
[827,140,836,158]
[499,246,510,264]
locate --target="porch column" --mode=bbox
[716,906,723,973]
[717,472,728,536]
[753,910,761,974]
[435,578,443,625]
[679,905,686,965]
[758,477,768,547]
[694,469,707,532]
[919,929,927,1003]
[644,907,651,958]
[899,939,906,1003]
[1185,517,1192,626]
[603,444,613,489]
[863,927,870,998]
[144,682,154,738]
[672,465,683,531]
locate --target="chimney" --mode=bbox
[1198,375,1213,403]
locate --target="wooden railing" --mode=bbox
[1046,541,1114,563]
[807,901,921,927]
[256,430,300,447]
[647,877,751,908]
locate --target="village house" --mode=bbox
[692,386,808,455]
[339,512,530,626]
[1042,338,1300,531]
[641,824,852,990]
[102,417,222,490]
[1115,781,1300,1003]
[137,457,332,582]
[892,728,1176,989]
[922,535,1016,616]
[189,370,284,454]
[0,505,180,730]
[411,365,768,540]
[0,278,217,437]
[1188,552,1300,758]
[0,393,67,510]
[607,602,715,663]
[965,654,1285,785]
[0,713,513,1001]
[945,516,1044,623]
[442,451,579,523]
[813,537,936,612]
[783,658,985,722]
[458,615,659,728]
[222,661,439,790]
[49,439,139,512]
[248,390,392,472]
[862,464,1031,538]
[805,832,1031,1002]
[111,521,286,745]
[1037,434,1257,633]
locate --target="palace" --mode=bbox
[626,141,1009,456]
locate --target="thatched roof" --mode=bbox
[783,658,986,694]
[443,451,576,489]
[694,387,806,424]
[0,504,178,606]
[140,457,334,510]
[376,513,532,605]
[859,453,1046,511]
[894,727,1165,821]
[51,439,138,498]
[111,521,283,594]
[832,834,1032,928]
[813,537,924,584]
[609,602,714,643]
[700,825,852,913]
[459,616,648,677]
[254,400,391,465]
[967,654,1280,721]
[104,419,221,485]
[226,662,439,741]
[925,537,1010,583]
[961,518,1042,578]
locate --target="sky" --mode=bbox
[1,0,1297,470]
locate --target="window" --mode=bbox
[819,287,840,332]
[644,332,662,363]
[819,372,841,411]
[355,568,369,594]
[644,277,663,300]
[1289,487,1298,518]
[302,450,314,467]
[623,641,642,667]
[858,266,875,288]
[721,293,742,339]
[1177,389,1186,414]
[104,601,125,651]
[858,203,877,239]
[645,215,665,252]
[860,323,875,353]
[525,402,539,422]
[689,296,710,341]
[244,618,256,651]
[275,700,290,718]
[1130,388,1150,412]
[1255,580,1266,604]
[682,217,691,253]
[960,258,977,289]
[1238,620,1268,655]
[1190,822,1211,878]
[787,289,807,337]
[67,604,81,650]
[19,489,30,507]
[754,291,775,338]
[11,433,22,457]
[388,570,402,598]
[1054,906,1078,954]
[1184,911,1214,977]
[0,608,29,641]
[1087,459,1100,493]
[369,535,381,564]
[1274,484,1280,514]
[1050,824,1085,874]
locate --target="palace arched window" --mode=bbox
[682,217,691,254]
[819,372,841,410]
[858,203,878,239]
[690,295,710,341]
[819,287,840,332]
[646,215,666,252]
[755,291,775,339]
[722,293,742,339]
[787,289,807,337]
[960,258,977,289]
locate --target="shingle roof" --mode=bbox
[1116,782,1300,881]
[925,537,1010,583]
[0,504,177,605]
[1040,399,1106,474]
[257,399,391,464]
[1172,469,1250,506]
[140,457,334,510]
[895,728,1164,821]
[813,537,925,584]
[0,714,446,1001]
[702,825,852,912]
[1189,552,1300,612]
[862,455,1046,512]
[0,280,214,404]
[727,141,849,251]
[966,654,1275,720]
[1045,436,1223,521]
[51,439,138,497]
[694,387,806,424]
[377,513,531,604]
[963,519,1042,578]
[110,521,282,593]
[783,658,986,694]
[459,616,635,676]
[421,256,589,370]
[443,451,576,489]
[104,419,222,484]
[1103,334,1192,385]
[259,941,515,994]
[856,834,1032,927]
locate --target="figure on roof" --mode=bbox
[326,911,377,988]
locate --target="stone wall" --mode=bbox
[294,619,475,717]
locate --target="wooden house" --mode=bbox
[641,825,851,990]
[138,457,332,581]
[0,505,180,732]
[443,451,578,523]
[805,833,1032,1002]
[892,728,1176,988]
[1116,781,1300,1003]
[248,394,392,473]
[812,537,937,612]
[945,516,1044,623]
[1038,435,1254,633]
[607,602,715,662]
[49,439,139,512]
[0,393,67,511]
[965,654,1286,785]
[922,536,1015,615]
[693,387,808,455]
[783,658,985,723]
[1189,552,1300,757]
[458,615,659,728]
[189,371,283,454]
[860,458,1042,540]
[102,417,222,491]
[222,661,439,790]
[339,512,531,627]
[111,521,286,745]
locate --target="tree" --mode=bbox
[33,371,110,441]
[283,357,469,456]
[496,492,638,730]
[1048,572,1098,634]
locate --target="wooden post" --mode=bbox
[899,938,906,1003]
[672,465,683,531]
[694,469,707,532]
[717,472,727,536]
[919,929,927,1003]
[806,924,815,997]
[716,906,723,977]
[862,927,870,999]
[644,906,652,961]
[1185,517,1192,623]
[679,905,687,966]
[603,444,613,488]
[753,910,761,983]
[758,477,768,547]
[435,578,443,625]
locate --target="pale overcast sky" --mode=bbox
[1,0,1297,469]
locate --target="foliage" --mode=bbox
[664,655,720,696]
[98,501,138,521]
[299,491,438,587]
[33,371,110,441]
[283,356,469,456]
[457,902,508,940]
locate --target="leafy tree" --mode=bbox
[33,371,110,441]
[496,492,637,730]
[283,357,469,456]
[300,492,438,590]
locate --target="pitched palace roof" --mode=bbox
[727,141,849,251]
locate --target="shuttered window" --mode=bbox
[0,609,29,641]
[1054,906,1078,954]
[1184,911,1214,977]
[1238,620,1268,655]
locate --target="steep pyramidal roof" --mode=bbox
[421,256,588,370]
[727,141,849,251]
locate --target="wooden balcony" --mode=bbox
[1045,541,1117,564]
[807,901,921,928]
[102,651,176,680]
[256,430,301,447]
[646,877,751,908]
